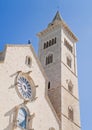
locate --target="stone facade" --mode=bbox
[0,12,81,130]
[0,45,59,130]
[38,11,81,130]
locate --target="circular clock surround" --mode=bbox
[15,72,36,101]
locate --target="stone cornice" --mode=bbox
[37,21,78,42]
[61,85,79,101]
[62,113,81,128]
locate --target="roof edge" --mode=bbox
[37,21,78,42]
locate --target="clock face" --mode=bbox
[17,76,32,100]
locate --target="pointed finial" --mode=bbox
[52,11,61,22]
[57,5,60,11]
[48,11,62,27]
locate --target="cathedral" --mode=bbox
[0,11,81,130]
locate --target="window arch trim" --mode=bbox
[66,55,72,68]
[68,106,74,121]
[68,80,73,94]
[15,105,30,129]
[43,37,57,49]
[25,56,32,67]
[45,53,53,65]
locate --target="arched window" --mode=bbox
[47,41,49,48]
[13,105,35,130]
[44,43,46,49]
[52,39,55,45]
[43,37,57,49]
[68,106,74,121]
[64,38,73,53]
[28,57,31,65]
[67,56,72,68]
[17,107,27,129]
[25,56,32,67]
[46,54,53,65]
[68,80,73,94]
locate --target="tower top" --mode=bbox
[48,11,62,27]
[37,11,78,42]
[51,11,62,23]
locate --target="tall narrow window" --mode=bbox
[17,107,27,129]
[28,57,31,65]
[47,41,49,48]
[54,37,56,43]
[48,82,50,89]
[67,57,72,68]
[64,39,73,53]
[68,80,73,94]
[49,40,52,46]
[52,39,55,45]
[68,106,74,121]
[26,56,32,67]
[44,43,46,49]
[46,57,48,65]
[43,37,57,49]
[46,54,53,65]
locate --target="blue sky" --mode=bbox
[0,0,92,130]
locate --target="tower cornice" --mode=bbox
[37,18,78,42]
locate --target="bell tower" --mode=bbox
[37,11,81,130]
